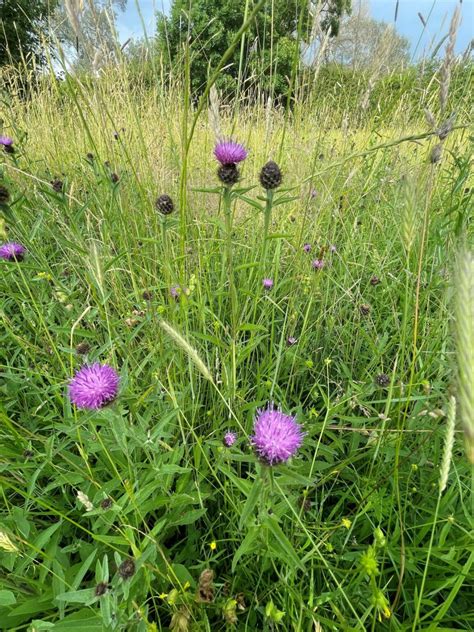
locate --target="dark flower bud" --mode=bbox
[100,498,113,510]
[370,276,381,286]
[155,194,174,215]
[142,290,153,301]
[94,582,108,597]
[197,568,214,603]
[86,152,94,162]
[217,163,239,187]
[375,373,390,387]
[259,160,282,190]
[360,303,371,316]
[75,341,91,355]
[118,558,136,579]
[0,184,10,205]
[111,172,119,183]
[51,178,63,193]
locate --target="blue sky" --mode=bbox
[117,0,473,58]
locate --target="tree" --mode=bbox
[0,0,58,67]
[52,0,127,72]
[157,0,321,98]
[326,1,409,70]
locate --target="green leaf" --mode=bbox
[169,507,207,526]
[232,526,260,573]
[238,476,263,530]
[264,515,304,571]
[0,590,16,606]
[55,589,94,604]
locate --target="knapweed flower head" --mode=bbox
[0,136,13,147]
[68,363,120,409]
[312,258,325,270]
[287,336,298,346]
[303,243,311,253]
[263,278,273,289]
[251,404,304,465]
[214,140,247,165]
[223,431,237,447]
[0,242,26,261]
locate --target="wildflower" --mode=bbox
[217,163,240,187]
[375,373,390,387]
[263,278,273,289]
[51,178,63,192]
[223,598,238,625]
[287,337,297,346]
[0,136,14,154]
[94,582,108,597]
[223,431,237,447]
[170,284,184,300]
[155,194,174,215]
[259,160,282,190]
[209,540,217,551]
[118,558,136,580]
[303,243,311,253]
[372,589,391,620]
[0,531,18,552]
[0,242,26,261]
[312,259,324,270]
[310,188,318,198]
[142,290,153,301]
[86,152,94,162]
[77,491,94,512]
[329,244,337,253]
[68,363,120,409]
[110,172,119,183]
[170,608,190,632]
[75,341,91,355]
[370,275,381,286]
[360,303,371,316]
[214,140,247,165]
[360,546,378,577]
[251,404,304,465]
[0,184,10,204]
[197,568,214,603]
[341,517,352,529]
[100,498,113,510]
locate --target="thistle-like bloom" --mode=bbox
[214,140,247,165]
[303,243,311,253]
[0,136,13,146]
[287,337,298,346]
[312,259,325,270]
[263,278,273,289]
[68,363,120,409]
[224,431,237,447]
[0,242,26,261]
[251,405,304,465]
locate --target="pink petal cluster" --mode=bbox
[214,140,248,165]
[262,278,273,289]
[224,431,237,447]
[251,405,304,465]
[68,363,120,409]
[0,242,26,261]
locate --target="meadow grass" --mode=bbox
[0,47,473,632]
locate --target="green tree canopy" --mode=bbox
[157,0,327,98]
[0,0,58,67]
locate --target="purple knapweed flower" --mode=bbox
[0,136,13,147]
[312,259,325,270]
[303,244,311,253]
[251,405,304,465]
[263,278,273,290]
[0,242,26,261]
[287,337,298,346]
[68,363,120,410]
[214,140,248,165]
[224,431,237,447]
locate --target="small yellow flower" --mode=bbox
[158,593,168,600]
[209,540,217,551]
[341,518,352,529]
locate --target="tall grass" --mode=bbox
[0,5,473,630]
